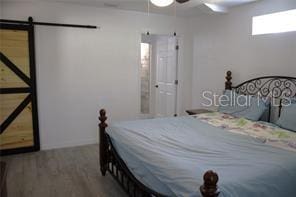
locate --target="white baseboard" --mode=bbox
[41,138,98,150]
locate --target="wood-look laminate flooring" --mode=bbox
[0,144,127,197]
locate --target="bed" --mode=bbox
[98,71,296,197]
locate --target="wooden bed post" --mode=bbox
[225,71,232,90]
[200,170,220,197]
[99,109,108,176]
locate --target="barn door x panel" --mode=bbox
[0,23,40,155]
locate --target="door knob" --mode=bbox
[155,85,159,88]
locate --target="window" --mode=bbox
[252,9,296,35]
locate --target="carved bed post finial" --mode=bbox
[99,109,108,176]
[225,71,232,90]
[200,170,220,197]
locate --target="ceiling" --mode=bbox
[7,0,261,17]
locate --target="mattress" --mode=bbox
[106,113,296,197]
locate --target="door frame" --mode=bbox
[0,22,40,155]
[139,34,179,118]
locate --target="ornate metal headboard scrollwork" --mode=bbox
[225,71,296,99]
[224,71,296,121]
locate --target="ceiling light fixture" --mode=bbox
[150,0,174,7]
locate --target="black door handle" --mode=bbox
[155,85,159,88]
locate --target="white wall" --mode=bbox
[3,0,295,150]
[2,1,193,149]
[192,0,296,109]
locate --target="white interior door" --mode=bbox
[155,36,178,117]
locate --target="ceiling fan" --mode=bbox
[176,0,191,3]
[151,0,228,13]
[176,0,224,10]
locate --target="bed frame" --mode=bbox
[99,71,296,197]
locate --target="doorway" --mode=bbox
[140,34,179,118]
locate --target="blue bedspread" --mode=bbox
[106,116,296,197]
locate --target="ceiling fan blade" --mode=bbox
[176,0,190,3]
[204,3,228,13]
